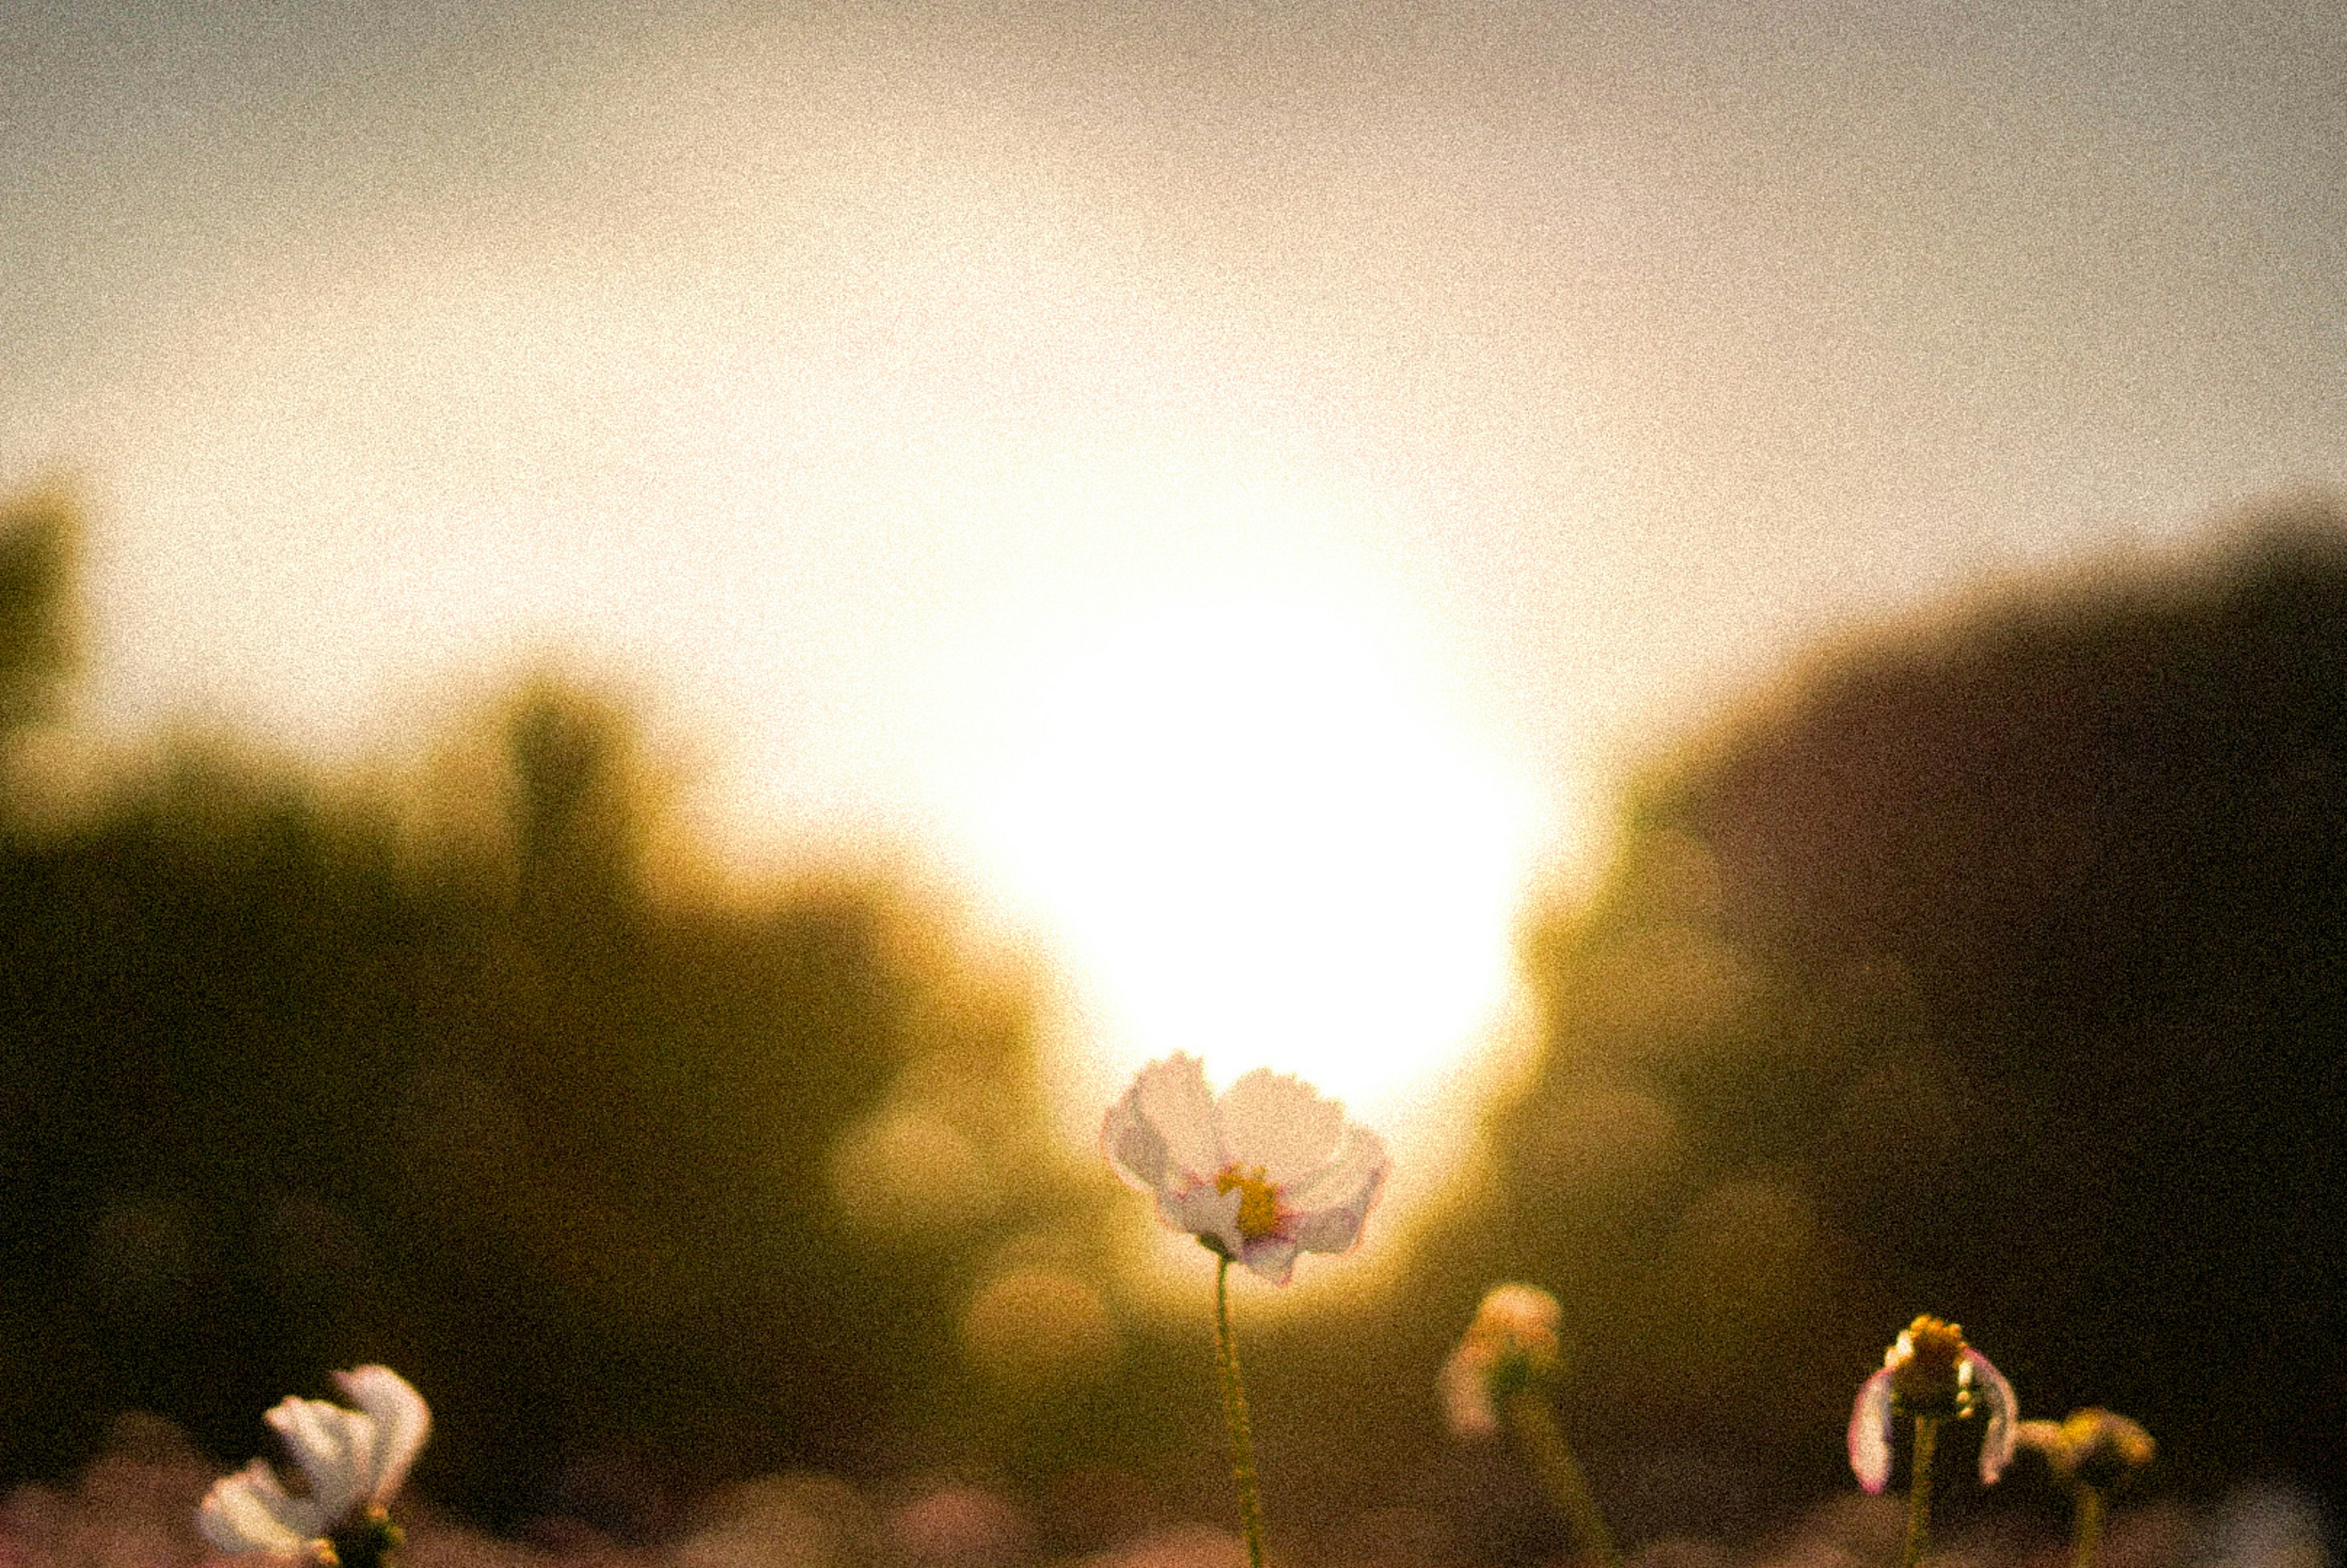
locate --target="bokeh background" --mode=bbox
[5,3,2346,1564]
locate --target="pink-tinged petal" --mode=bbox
[1290,1203,1365,1255]
[1167,1182,1246,1258]
[1965,1347,2018,1484]
[1287,1127,1388,1254]
[1848,1368,1896,1493]
[1473,1284,1564,1349]
[1130,1054,1226,1181]
[1238,1234,1301,1285]
[1103,1087,1172,1195]
[2013,1419,2066,1465]
[198,1461,313,1556]
[1439,1340,1502,1440]
[335,1366,429,1504]
[1215,1069,1343,1184]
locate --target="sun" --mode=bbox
[982,588,1541,1162]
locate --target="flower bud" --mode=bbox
[2019,1408,2155,1493]
[1442,1283,1565,1438]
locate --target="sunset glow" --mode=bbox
[1,0,2341,1530]
[983,588,1540,1174]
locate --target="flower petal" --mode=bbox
[1439,1340,1501,1440]
[1238,1234,1301,1285]
[1131,1054,1227,1184]
[1285,1126,1388,1254]
[2013,1418,2068,1469]
[1215,1069,1343,1184]
[265,1398,370,1525]
[1103,1088,1172,1194]
[199,1460,314,1556]
[1965,1346,2018,1484]
[1167,1181,1246,1259]
[1848,1366,1896,1493]
[335,1366,430,1504]
[1473,1284,1564,1349]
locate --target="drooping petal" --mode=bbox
[1439,1338,1502,1440]
[265,1398,370,1525]
[1848,1367,1897,1493]
[1102,1086,1172,1194]
[198,1460,314,1556]
[2054,1407,2155,1487]
[2013,1418,2068,1471]
[1472,1284,1565,1352]
[1964,1346,2018,1484]
[1285,1126,1389,1254]
[335,1366,430,1504]
[1238,1234,1301,1285]
[1130,1053,1226,1183]
[1215,1069,1343,1184]
[1167,1181,1246,1259]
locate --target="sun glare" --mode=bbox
[985,589,1541,1219]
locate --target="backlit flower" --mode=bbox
[1442,1283,1566,1438]
[2018,1408,2156,1493]
[199,1366,430,1561]
[1848,1316,2016,1493]
[1102,1053,1387,1284]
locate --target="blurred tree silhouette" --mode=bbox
[502,680,650,921]
[0,491,1128,1532]
[0,489,76,739]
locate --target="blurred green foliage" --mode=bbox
[0,491,75,738]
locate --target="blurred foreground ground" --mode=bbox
[1,1417,2328,1568]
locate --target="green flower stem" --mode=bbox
[2071,1486,2108,1568]
[1213,1256,1268,1568]
[1505,1390,1622,1568]
[1900,1416,1941,1568]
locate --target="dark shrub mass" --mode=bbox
[1432,498,2347,1529]
[0,494,1112,1529]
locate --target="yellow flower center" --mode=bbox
[1890,1315,1970,1413]
[1214,1164,1284,1241]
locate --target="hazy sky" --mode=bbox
[5,3,2345,1120]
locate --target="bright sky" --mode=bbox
[6,2,2345,1206]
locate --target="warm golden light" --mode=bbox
[984,587,1543,1283]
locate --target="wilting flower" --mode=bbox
[2019,1408,2155,1568]
[1848,1316,2017,1493]
[1441,1283,1620,1567]
[2018,1408,2156,1493]
[1102,1053,1387,1284]
[199,1366,430,1561]
[1442,1283,1566,1438]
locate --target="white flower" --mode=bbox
[1848,1317,2016,1494]
[199,1366,430,1558]
[1102,1053,1388,1285]
[1441,1283,1565,1438]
